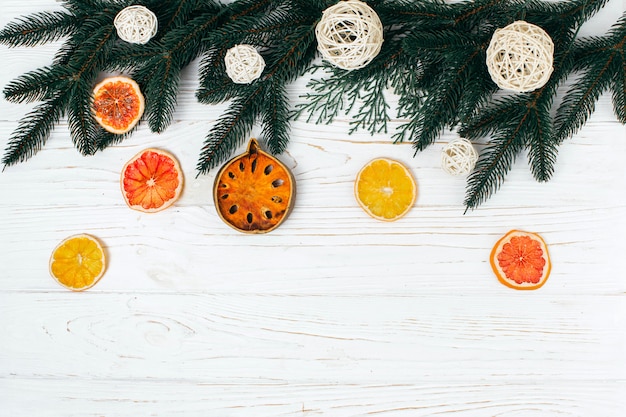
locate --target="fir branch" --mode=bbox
[94,125,139,151]
[197,84,265,173]
[463,121,526,211]
[197,0,292,104]
[3,66,72,104]
[261,81,291,155]
[375,0,456,28]
[525,96,558,182]
[555,15,626,141]
[198,12,320,171]
[66,79,98,155]
[2,91,69,167]
[136,4,224,132]
[137,58,182,133]
[397,33,490,150]
[0,11,77,47]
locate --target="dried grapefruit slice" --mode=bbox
[92,76,144,134]
[490,230,551,290]
[121,148,183,212]
[49,234,106,291]
[354,158,417,221]
[214,138,295,233]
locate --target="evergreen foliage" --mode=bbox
[0,0,624,209]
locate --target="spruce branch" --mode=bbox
[2,91,69,168]
[197,84,265,173]
[198,10,321,172]
[555,15,626,141]
[0,11,78,47]
[3,66,73,104]
[261,81,291,155]
[66,78,98,155]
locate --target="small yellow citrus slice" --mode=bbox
[92,76,145,134]
[490,230,551,290]
[49,234,106,291]
[121,148,184,213]
[354,158,417,221]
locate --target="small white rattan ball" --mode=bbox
[486,20,554,92]
[441,138,478,176]
[114,5,158,44]
[224,45,266,84]
[315,0,384,71]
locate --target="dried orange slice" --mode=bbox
[121,148,184,212]
[354,158,417,221]
[49,234,106,291]
[214,138,295,233]
[490,230,551,290]
[93,76,144,134]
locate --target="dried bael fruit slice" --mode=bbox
[49,234,106,291]
[93,76,145,134]
[121,148,183,213]
[490,230,551,290]
[214,138,295,233]
[355,158,417,221]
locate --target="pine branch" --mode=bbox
[0,11,77,47]
[2,91,70,167]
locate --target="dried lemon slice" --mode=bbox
[355,158,417,221]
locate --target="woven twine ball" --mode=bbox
[486,20,554,92]
[315,0,384,71]
[114,5,158,45]
[441,138,478,176]
[224,45,266,84]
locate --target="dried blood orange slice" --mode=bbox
[355,158,417,221]
[214,138,295,233]
[490,230,551,290]
[121,148,183,212]
[49,234,106,291]
[92,76,144,134]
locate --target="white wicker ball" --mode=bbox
[315,0,384,71]
[486,20,554,92]
[224,45,266,84]
[441,138,478,176]
[114,5,158,45]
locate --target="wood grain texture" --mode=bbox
[1,1,625,416]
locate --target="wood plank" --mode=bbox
[1,293,624,381]
[1,377,624,417]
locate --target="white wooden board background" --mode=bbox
[1,1,625,416]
